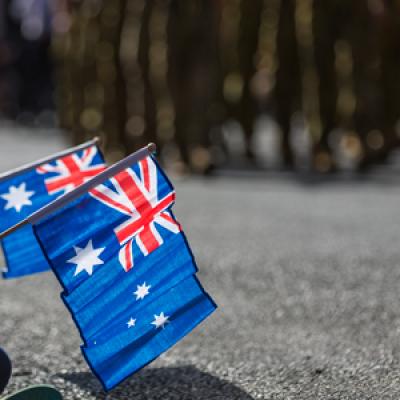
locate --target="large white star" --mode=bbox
[1,182,35,212]
[127,317,136,328]
[67,240,105,277]
[151,312,169,329]
[133,282,151,300]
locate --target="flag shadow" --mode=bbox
[58,365,254,399]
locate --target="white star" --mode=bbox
[133,282,151,300]
[151,312,169,329]
[127,318,136,328]
[67,240,105,277]
[1,182,35,212]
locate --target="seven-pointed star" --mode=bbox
[68,240,105,277]
[127,318,136,328]
[151,312,169,329]
[133,282,151,300]
[1,183,35,212]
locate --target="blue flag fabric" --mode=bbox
[83,276,216,391]
[0,145,105,278]
[64,232,197,345]
[33,154,216,391]
[1,227,49,278]
[62,220,188,314]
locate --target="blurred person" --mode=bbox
[275,0,300,169]
[167,0,221,173]
[1,0,54,118]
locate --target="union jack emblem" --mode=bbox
[89,156,181,272]
[36,146,106,195]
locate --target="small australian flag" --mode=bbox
[33,149,216,391]
[0,143,105,278]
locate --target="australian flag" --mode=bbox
[0,143,105,278]
[33,150,216,391]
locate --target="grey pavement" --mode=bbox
[1,127,400,399]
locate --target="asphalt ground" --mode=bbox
[1,127,400,399]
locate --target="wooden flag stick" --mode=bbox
[0,137,101,184]
[0,143,156,240]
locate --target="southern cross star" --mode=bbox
[0,182,35,212]
[133,282,151,300]
[151,312,169,329]
[127,318,136,328]
[67,240,105,277]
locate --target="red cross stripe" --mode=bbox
[89,156,180,271]
[37,146,106,195]
[119,210,181,271]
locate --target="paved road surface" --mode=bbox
[1,127,400,399]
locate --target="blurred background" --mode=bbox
[1,0,400,175]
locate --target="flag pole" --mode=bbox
[0,137,101,184]
[0,143,156,240]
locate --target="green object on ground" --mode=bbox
[1,385,62,400]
